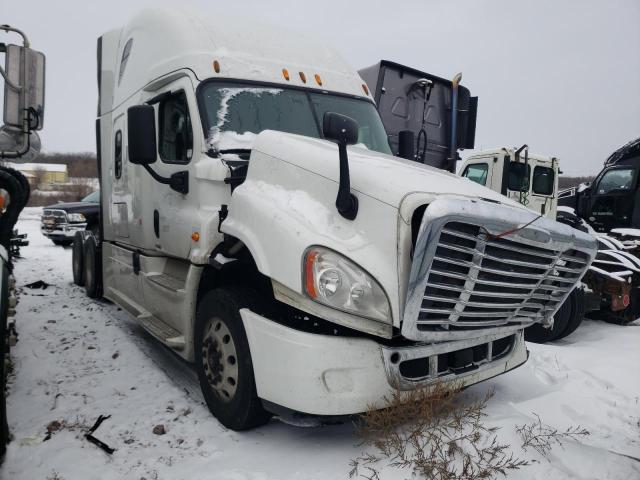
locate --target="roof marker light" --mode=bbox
[213,60,220,73]
[314,74,322,86]
[362,83,369,96]
[282,68,290,81]
[299,71,307,83]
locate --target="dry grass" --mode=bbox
[350,381,593,479]
[350,382,528,480]
[516,413,590,457]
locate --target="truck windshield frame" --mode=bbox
[196,79,392,156]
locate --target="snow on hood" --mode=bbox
[251,131,525,210]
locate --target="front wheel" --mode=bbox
[195,288,271,430]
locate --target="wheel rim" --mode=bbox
[202,317,238,402]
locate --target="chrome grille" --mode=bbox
[42,209,68,222]
[419,222,589,329]
[402,197,597,342]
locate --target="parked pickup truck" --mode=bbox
[73,8,597,430]
[41,190,99,245]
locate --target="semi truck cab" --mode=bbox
[460,147,559,220]
[83,8,597,430]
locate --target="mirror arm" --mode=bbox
[140,164,189,194]
[335,142,358,220]
[1,25,30,47]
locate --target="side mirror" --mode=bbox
[323,112,358,145]
[3,45,46,130]
[322,112,359,220]
[127,105,157,165]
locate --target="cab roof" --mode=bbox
[99,8,371,114]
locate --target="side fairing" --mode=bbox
[221,147,402,328]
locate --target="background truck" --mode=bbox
[460,146,640,328]
[0,24,45,460]
[40,190,100,246]
[559,137,640,233]
[73,8,596,430]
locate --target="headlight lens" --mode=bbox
[67,213,86,223]
[304,247,391,323]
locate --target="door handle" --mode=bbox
[153,210,159,238]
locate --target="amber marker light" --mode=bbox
[213,60,220,73]
[191,232,200,242]
[314,74,322,86]
[282,68,290,81]
[304,250,318,299]
[362,83,369,95]
[299,71,307,83]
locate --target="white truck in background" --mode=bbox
[74,8,597,430]
[459,147,640,332]
[460,146,559,220]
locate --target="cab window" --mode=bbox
[532,166,554,195]
[158,91,193,163]
[597,168,635,195]
[462,163,488,186]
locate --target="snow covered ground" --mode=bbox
[1,208,639,480]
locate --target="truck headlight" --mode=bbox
[67,213,86,223]
[303,247,390,323]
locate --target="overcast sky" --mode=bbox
[1,0,638,175]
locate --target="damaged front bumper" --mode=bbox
[241,308,527,416]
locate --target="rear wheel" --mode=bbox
[83,235,102,299]
[72,232,86,286]
[195,287,271,430]
[524,289,574,343]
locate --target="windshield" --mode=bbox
[82,191,100,203]
[198,82,392,155]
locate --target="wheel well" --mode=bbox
[196,253,274,311]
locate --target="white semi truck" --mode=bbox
[74,9,597,430]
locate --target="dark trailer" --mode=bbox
[359,60,477,172]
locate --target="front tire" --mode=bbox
[195,288,271,430]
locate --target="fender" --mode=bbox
[221,132,402,329]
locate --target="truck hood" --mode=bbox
[252,131,522,211]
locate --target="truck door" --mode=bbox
[111,113,130,239]
[587,166,638,232]
[135,76,200,259]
